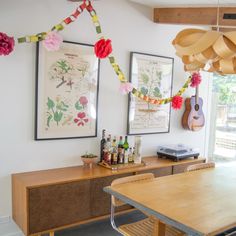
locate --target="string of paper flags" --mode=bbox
[0,0,202,110]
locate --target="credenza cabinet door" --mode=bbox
[28,180,90,235]
[90,173,133,217]
[137,166,172,177]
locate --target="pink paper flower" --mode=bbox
[190,72,202,88]
[43,32,63,51]
[119,82,133,94]
[0,32,15,56]
[172,96,183,110]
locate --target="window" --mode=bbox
[209,74,236,163]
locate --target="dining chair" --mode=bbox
[185,162,215,172]
[110,173,185,236]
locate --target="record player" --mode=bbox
[157,144,199,162]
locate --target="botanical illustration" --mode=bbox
[128,53,173,134]
[36,42,99,139]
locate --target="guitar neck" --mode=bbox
[195,86,199,105]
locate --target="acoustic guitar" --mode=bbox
[182,86,205,131]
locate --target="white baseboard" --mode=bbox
[0,218,24,236]
[0,216,10,224]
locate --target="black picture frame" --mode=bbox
[35,41,100,140]
[127,52,174,135]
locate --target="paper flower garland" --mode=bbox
[172,96,183,110]
[190,72,202,88]
[3,0,198,109]
[94,39,112,59]
[43,32,63,51]
[0,32,15,56]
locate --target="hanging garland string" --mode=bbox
[14,0,194,108]
[86,1,192,106]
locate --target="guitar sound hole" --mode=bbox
[195,104,199,111]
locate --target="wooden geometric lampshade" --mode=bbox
[172,29,236,74]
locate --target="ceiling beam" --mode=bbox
[153,7,236,28]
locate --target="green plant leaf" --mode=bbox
[141,73,149,84]
[57,60,72,73]
[54,111,63,124]
[47,97,55,110]
[75,101,83,110]
[61,101,69,108]
[153,87,162,98]
[141,87,148,96]
[47,114,53,127]
[156,71,162,79]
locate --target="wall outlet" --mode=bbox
[0,215,10,224]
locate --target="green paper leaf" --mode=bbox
[96,26,102,34]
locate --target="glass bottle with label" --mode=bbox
[104,135,112,164]
[123,136,129,164]
[118,136,124,164]
[111,137,118,165]
[100,129,106,162]
[128,147,133,163]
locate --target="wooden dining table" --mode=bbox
[104,166,236,236]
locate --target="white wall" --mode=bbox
[0,0,210,217]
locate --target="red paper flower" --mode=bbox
[0,32,15,56]
[94,39,112,59]
[190,72,202,88]
[172,96,183,110]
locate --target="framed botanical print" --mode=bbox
[35,41,100,140]
[127,52,173,135]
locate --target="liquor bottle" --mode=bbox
[123,136,129,150]
[100,129,106,162]
[128,147,133,163]
[132,147,136,163]
[118,136,124,164]
[111,137,118,165]
[104,135,112,164]
[123,136,129,164]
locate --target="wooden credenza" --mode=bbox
[12,156,205,236]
